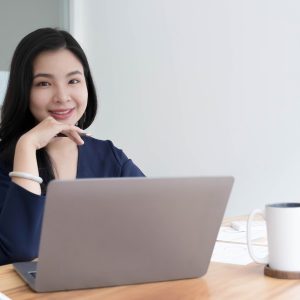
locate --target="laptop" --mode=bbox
[13,176,234,292]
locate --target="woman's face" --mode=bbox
[30,49,88,125]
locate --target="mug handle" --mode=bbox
[247,209,268,264]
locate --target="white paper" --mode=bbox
[217,226,267,245]
[231,220,266,232]
[0,292,11,300]
[211,241,268,265]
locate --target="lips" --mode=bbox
[49,108,75,120]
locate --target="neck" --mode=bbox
[46,137,77,153]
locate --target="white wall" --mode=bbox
[71,0,300,216]
[0,0,69,70]
[0,71,9,105]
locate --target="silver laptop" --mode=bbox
[13,176,234,292]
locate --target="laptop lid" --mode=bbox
[15,176,234,292]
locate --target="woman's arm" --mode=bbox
[11,116,86,195]
[0,117,86,264]
[12,137,41,195]
[0,170,45,265]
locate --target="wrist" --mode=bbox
[9,171,43,184]
[17,134,39,151]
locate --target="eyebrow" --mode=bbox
[33,70,83,79]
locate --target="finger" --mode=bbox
[68,130,85,145]
[58,126,85,145]
[55,131,84,145]
[57,124,84,136]
[56,132,91,137]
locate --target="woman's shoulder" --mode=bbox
[77,136,144,177]
[82,136,128,164]
[83,136,117,150]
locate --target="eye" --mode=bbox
[69,79,80,84]
[35,81,50,87]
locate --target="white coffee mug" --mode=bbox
[247,202,300,272]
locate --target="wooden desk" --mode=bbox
[1,216,299,299]
[1,262,300,300]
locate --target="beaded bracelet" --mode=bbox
[9,171,43,184]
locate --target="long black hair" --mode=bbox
[0,28,98,193]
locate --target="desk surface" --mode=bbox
[2,216,299,299]
[1,262,300,300]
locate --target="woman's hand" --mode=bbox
[19,116,86,150]
[11,117,86,195]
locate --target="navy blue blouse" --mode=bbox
[0,137,144,265]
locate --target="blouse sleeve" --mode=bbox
[0,166,45,265]
[108,141,145,177]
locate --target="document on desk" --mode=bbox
[0,292,11,300]
[217,222,267,245]
[211,241,268,265]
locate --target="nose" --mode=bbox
[53,85,71,103]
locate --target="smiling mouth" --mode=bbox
[49,108,75,119]
[50,108,74,115]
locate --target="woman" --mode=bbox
[0,28,144,265]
